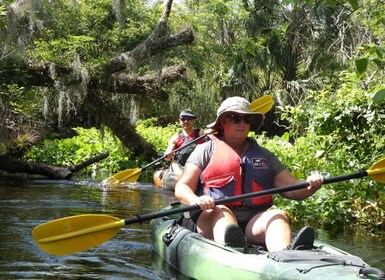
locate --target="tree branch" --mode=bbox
[104,65,186,94]
[0,153,109,179]
[103,27,194,75]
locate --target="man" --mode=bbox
[164,109,206,166]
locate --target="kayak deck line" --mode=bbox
[150,206,385,280]
[268,249,368,276]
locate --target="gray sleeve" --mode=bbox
[260,146,287,176]
[186,141,214,171]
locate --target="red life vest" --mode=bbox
[200,135,273,209]
[175,129,204,148]
[175,129,205,165]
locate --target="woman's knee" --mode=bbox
[254,209,290,230]
[269,209,289,220]
[197,206,236,238]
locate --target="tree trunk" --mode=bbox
[0,153,109,179]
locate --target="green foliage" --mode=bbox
[373,89,385,105]
[0,4,7,31]
[23,121,181,179]
[0,84,41,120]
[32,36,96,64]
[26,0,159,68]
[254,127,385,230]
[272,67,385,230]
[24,127,132,178]
[355,57,369,78]
[135,118,179,152]
[0,84,44,155]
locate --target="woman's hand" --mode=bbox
[306,171,323,192]
[195,195,215,210]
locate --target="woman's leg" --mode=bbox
[197,205,238,244]
[245,209,291,251]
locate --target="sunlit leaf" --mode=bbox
[373,89,385,105]
[347,0,359,10]
[355,57,368,78]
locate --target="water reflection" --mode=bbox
[0,177,384,279]
[0,177,177,279]
[317,229,385,271]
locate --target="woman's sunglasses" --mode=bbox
[180,117,195,122]
[227,114,253,124]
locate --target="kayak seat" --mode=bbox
[287,226,314,250]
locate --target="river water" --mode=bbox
[1,176,384,279]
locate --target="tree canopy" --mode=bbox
[1,0,194,161]
[1,0,385,174]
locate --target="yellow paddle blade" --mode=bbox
[250,95,274,114]
[105,168,142,185]
[367,157,385,183]
[32,214,124,256]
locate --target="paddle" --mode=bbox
[104,95,274,185]
[104,132,210,184]
[33,157,385,256]
[249,95,273,113]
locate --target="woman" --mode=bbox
[174,96,323,252]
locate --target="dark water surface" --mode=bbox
[1,177,384,279]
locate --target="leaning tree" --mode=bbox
[0,0,194,178]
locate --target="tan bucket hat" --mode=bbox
[207,96,264,131]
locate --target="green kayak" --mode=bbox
[150,205,384,280]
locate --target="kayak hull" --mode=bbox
[153,161,182,190]
[150,207,383,280]
[153,169,180,190]
[153,168,164,187]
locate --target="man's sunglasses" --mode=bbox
[227,114,253,124]
[180,117,195,122]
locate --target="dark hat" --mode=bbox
[179,109,196,118]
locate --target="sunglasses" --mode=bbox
[226,114,253,124]
[180,117,195,122]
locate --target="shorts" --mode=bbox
[178,208,260,233]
